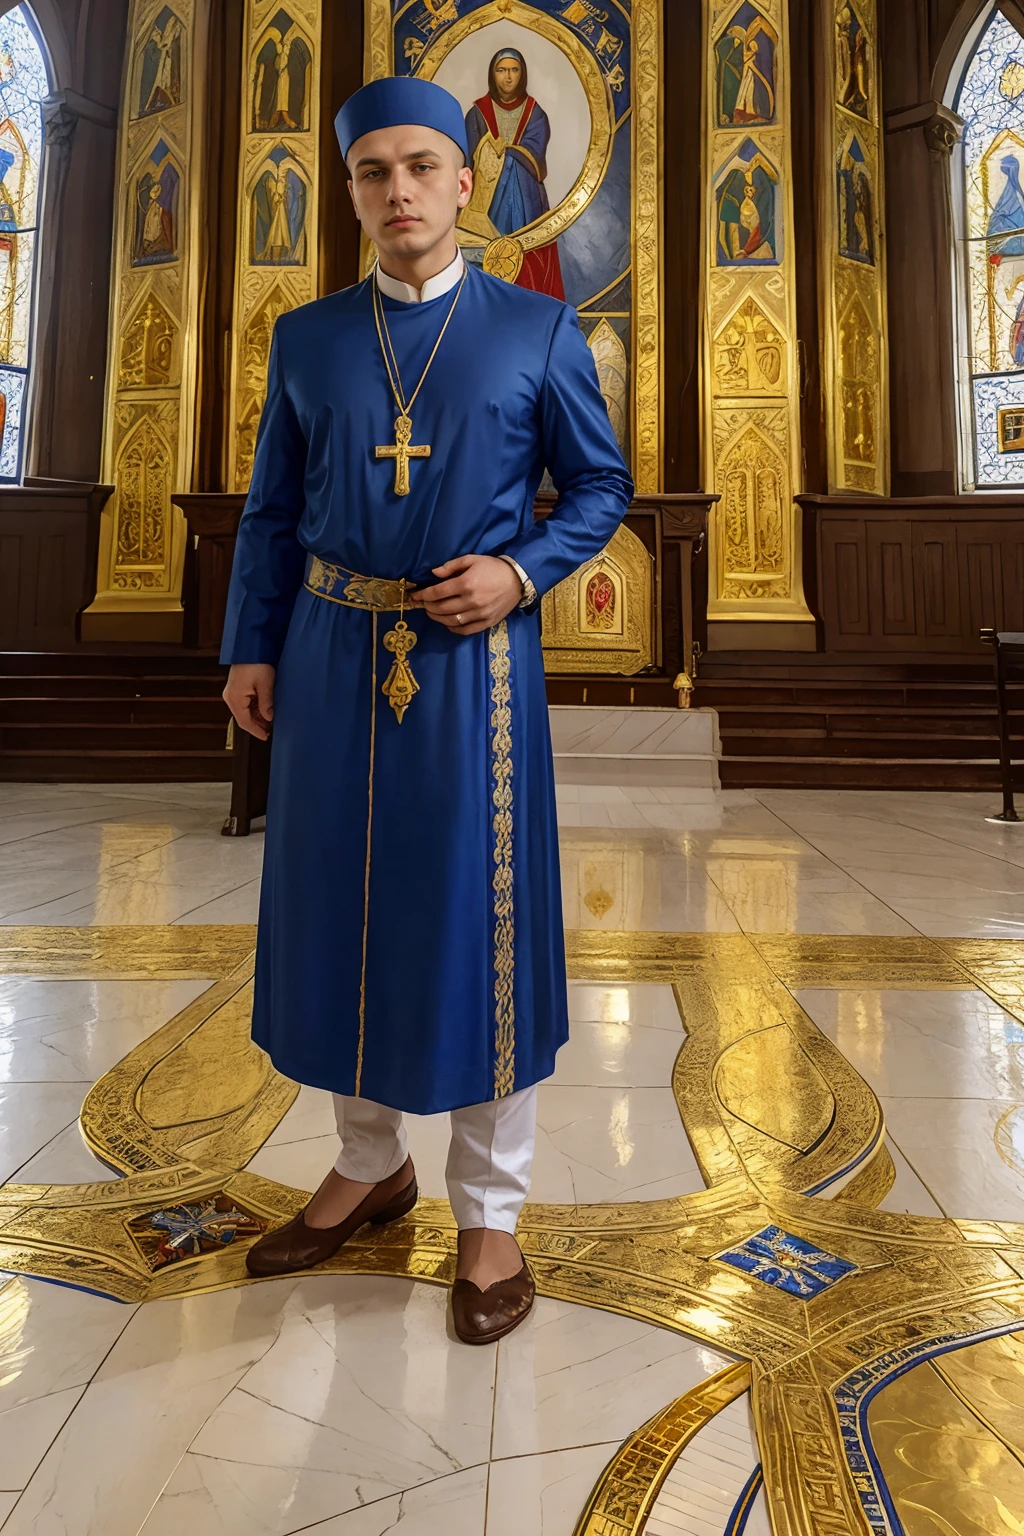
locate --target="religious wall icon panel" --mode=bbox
[716,3,777,127]
[227,0,322,492]
[715,140,781,266]
[250,147,308,266]
[136,6,185,117]
[822,0,887,495]
[88,0,207,634]
[253,10,313,132]
[836,1,870,119]
[133,139,180,266]
[371,0,663,494]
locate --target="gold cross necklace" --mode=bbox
[372,265,467,496]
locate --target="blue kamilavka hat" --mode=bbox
[335,76,470,162]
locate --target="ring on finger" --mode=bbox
[456,613,464,625]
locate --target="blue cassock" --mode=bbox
[222,263,633,1114]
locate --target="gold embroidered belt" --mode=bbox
[304,553,420,723]
[304,553,412,612]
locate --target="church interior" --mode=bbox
[2,0,1024,1531]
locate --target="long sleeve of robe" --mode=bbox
[221,266,633,1113]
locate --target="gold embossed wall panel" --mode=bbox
[823,0,888,495]
[228,0,322,492]
[702,0,812,627]
[86,0,210,636]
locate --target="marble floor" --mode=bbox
[0,782,1023,1533]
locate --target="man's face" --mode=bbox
[347,124,472,263]
[493,59,522,101]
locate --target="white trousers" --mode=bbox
[332,1086,537,1235]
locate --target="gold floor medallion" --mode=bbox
[4,926,1024,1536]
[381,619,419,723]
[483,235,525,284]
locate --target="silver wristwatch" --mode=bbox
[499,554,539,609]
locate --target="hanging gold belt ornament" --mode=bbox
[372,267,467,497]
[380,579,419,724]
[304,558,422,725]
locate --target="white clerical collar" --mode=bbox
[375,250,465,304]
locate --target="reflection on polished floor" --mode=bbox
[1,783,1023,1534]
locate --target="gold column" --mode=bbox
[84,0,210,642]
[701,0,814,648]
[822,0,888,494]
[228,0,322,493]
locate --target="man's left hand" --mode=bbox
[411,554,523,636]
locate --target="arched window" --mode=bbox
[952,5,1024,488]
[0,5,50,483]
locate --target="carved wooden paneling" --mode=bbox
[804,494,1024,651]
[0,484,111,648]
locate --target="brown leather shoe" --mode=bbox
[451,1261,536,1345]
[245,1159,418,1278]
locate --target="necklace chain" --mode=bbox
[372,267,467,419]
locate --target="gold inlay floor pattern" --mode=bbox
[0,926,1022,1535]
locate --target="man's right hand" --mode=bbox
[223,663,276,742]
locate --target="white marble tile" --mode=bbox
[795,988,1024,1101]
[0,1493,20,1520]
[485,1445,616,1536]
[860,895,1024,940]
[0,1274,136,1491]
[534,1085,704,1204]
[753,788,1024,871]
[551,1018,682,1089]
[702,855,914,936]
[245,1132,338,1193]
[10,1123,114,1184]
[749,790,1024,936]
[171,878,263,924]
[0,1081,90,1182]
[0,1385,84,1491]
[0,979,212,1084]
[0,1275,135,1407]
[645,1394,758,1536]
[263,1084,338,1148]
[141,1277,494,1536]
[568,983,683,1033]
[492,1297,731,1459]
[879,1095,1024,1222]
[2,1279,309,1536]
[147,1464,490,1536]
[877,1139,945,1220]
[560,833,740,933]
[0,874,257,927]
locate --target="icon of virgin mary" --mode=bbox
[461,47,565,299]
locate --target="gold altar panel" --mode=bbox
[85,0,210,637]
[541,523,655,675]
[228,0,322,491]
[702,0,813,627]
[822,0,889,494]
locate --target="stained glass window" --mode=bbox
[0,6,49,483]
[954,7,1024,488]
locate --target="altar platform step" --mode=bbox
[695,650,1015,789]
[549,705,720,794]
[0,651,232,782]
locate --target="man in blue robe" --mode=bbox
[222,75,632,1343]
